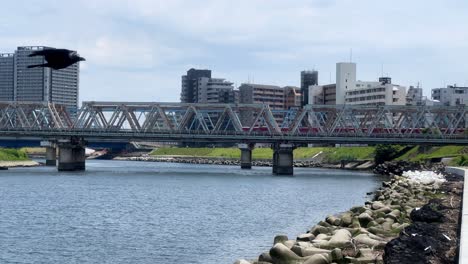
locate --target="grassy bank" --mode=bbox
[150,145,467,165]
[151,146,376,163]
[0,148,29,161]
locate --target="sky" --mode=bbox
[1,0,467,103]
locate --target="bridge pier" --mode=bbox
[57,138,86,171]
[239,143,254,169]
[272,143,294,175]
[40,141,57,166]
[45,147,57,166]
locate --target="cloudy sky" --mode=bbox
[1,0,467,103]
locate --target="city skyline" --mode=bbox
[1,0,467,103]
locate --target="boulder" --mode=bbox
[258,252,273,263]
[274,235,289,245]
[326,216,342,226]
[297,233,315,242]
[340,213,353,226]
[331,248,343,261]
[358,213,373,226]
[324,229,352,248]
[303,253,331,264]
[291,245,331,257]
[310,225,330,236]
[353,234,387,249]
[269,243,305,264]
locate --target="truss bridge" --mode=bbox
[0,101,466,174]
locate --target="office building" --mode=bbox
[0,46,80,112]
[0,53,14,101]
[180,68,212,103]
[432,84,468,106]
[300,71,318,107]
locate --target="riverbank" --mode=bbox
[0,148,38,168]
[114,156,375,170]
[234,163,463,264]
[0,160,40,168]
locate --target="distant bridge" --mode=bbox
[0,101,467,174]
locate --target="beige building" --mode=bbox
[284,86,301,109]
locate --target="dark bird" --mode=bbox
[27,48,85,70]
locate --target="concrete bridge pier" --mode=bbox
[239,143,255,169]
[272,143,295,175]
[45,147,57,166]
[57,138,87,171]
[40,141,57,166]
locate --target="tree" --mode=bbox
[374,145,399,165]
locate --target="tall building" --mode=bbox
[196,77,236,104]
[300,71,318,107]
[336,62,357,104]
[0,46,80,112]
[0,53,14,101]
[180,68,211,103]
[432,84,468,106]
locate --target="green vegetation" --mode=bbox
[0,148,29,161]
[151,146,375,163]
[396,146,466,162]
[20,147,46,155]
[150,145,467,165]
[374,145,400,165]
[450,155,468,166]
[321,147,375,163]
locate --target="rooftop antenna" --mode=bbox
[381,64,384,77]
[349,48,353,63]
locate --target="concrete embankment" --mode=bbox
[114,156,375,170]
[234,162,463,264]
[0,160,40,168]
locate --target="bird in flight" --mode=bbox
[27,48,85,70]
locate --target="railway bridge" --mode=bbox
[0,101,467,175]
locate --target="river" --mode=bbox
[0,160,381,264]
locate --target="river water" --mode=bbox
[0,160,381,264]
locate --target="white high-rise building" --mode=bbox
[336,62,356,104]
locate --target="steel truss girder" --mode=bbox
[0,102,467,141]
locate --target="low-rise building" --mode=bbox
[432,85,468,106]
[346,78,406,106]
[309,63,407,106]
